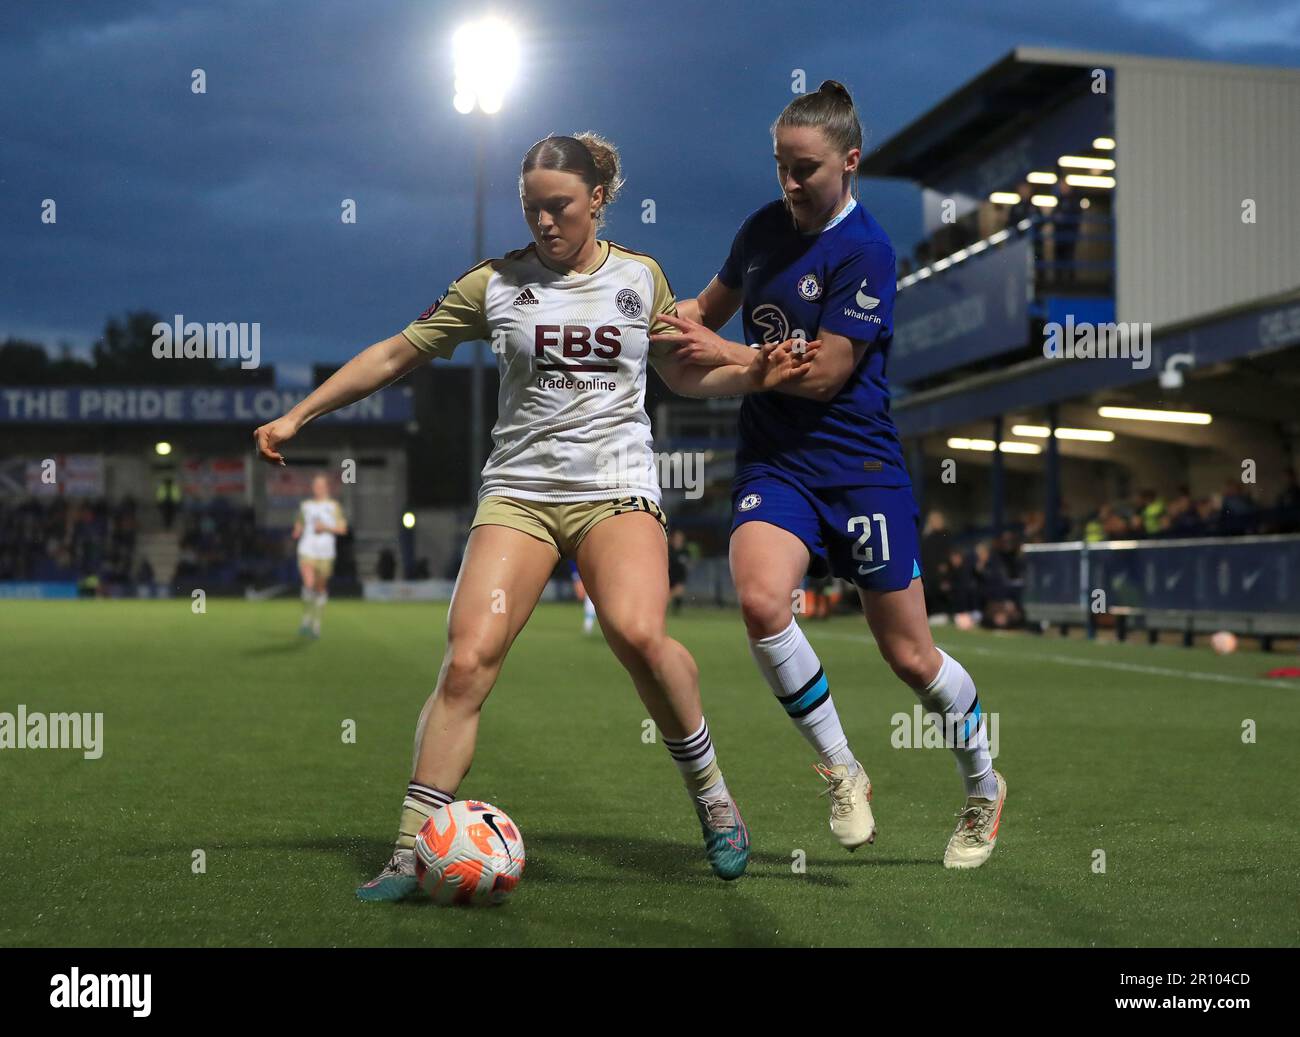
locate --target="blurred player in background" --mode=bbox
[256,133,816,898]
[569,558,597,634]
[659,81,1005,869]
[292,473,347,639]
[667,528,691,614]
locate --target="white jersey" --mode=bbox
[401,240,676,504]
[298,498,343,560]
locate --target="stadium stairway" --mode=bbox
[137,529,181,587]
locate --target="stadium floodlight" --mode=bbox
[1097,406,1212,425]
[1031,194,1058,207]
[989,191,1020,204]
[1012,425,1116,442]
[1059,155,1116,170]
[154,441,172,456]
[1093,137,1116,150]
[452,17,520,115]
[947,437,1042,454]
[1065,174,1116,189]
[402,511,416,529]
[1026,171,1058,184]
[451,16,521,502]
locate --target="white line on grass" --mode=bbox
[807,631,1290,690]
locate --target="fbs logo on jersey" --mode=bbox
[737,493,762,512]
[533,324,622,371]
[855,278,880,311]
[513,288,540,306]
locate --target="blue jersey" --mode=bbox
[717,198,909,488]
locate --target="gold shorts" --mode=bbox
[299,556,335,580]
[472,494,667,557]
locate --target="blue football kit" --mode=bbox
[718,197,920,591]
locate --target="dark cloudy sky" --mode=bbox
[4,0,1299,385]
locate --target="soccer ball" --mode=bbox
[413,800,525,906]
[1211,630,1238,655]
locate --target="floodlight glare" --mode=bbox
[452,17,520,114]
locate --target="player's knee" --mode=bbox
[440,644,501,702]
[880,640,934,690]
[737,586,790,638]
[606,616,665,669]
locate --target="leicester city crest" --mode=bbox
[616,288,643,319]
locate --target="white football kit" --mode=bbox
[402,239,677,504]
[298,499,343,560]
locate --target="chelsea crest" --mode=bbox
[797,273,822,301]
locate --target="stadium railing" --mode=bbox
[1023,535,1300,646]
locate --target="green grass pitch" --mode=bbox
[1,598,1296,947]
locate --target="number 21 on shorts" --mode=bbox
[849,513,890,575]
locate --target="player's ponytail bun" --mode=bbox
[574,131,624,210]
[771,79,863,156]
[520,132,624,226]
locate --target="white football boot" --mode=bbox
[814,762,876,851]
[943,770,1006,870]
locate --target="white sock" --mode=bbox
[301,585,313,623]
[662,718,728,801]
[749,618,856,770]
[314,590,328,621]
[582,595,596,632]
[920,648,998,800]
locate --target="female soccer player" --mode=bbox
[292,473,347,638]
[656,82,1006,869]
[254,133,815,897]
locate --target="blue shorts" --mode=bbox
[730,472,921,592]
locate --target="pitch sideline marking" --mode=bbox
[807,631,1288,690]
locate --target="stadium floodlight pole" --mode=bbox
[452,17,519,502]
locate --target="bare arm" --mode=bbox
[254,333,428,464]
[651,354,756,399]
[776,328,869,402]
[678,276,743,332]
[651,339,820,399]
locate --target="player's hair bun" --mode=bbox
[817,79,855,106]
[771,79,863,156]
[574,131,624,208]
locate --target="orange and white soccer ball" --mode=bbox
[1211,630,1238,655]
[413,800,525,906]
